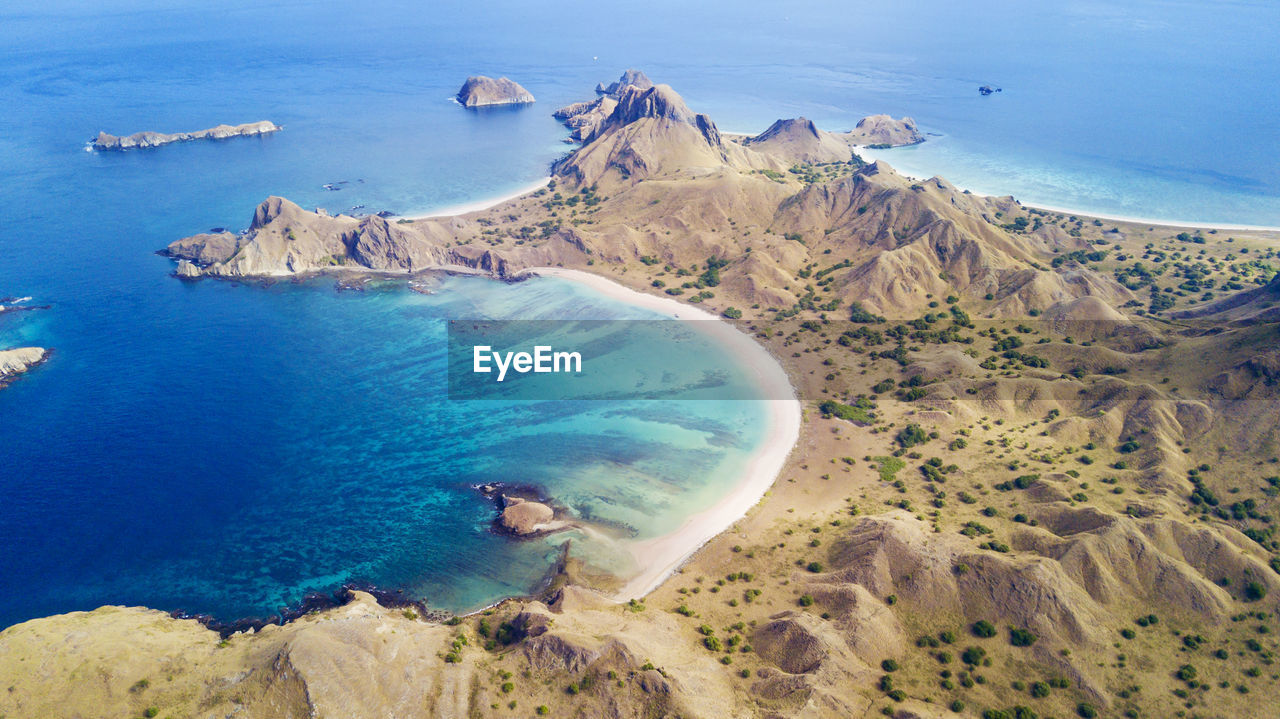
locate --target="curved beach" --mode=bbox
[529,268,803,601]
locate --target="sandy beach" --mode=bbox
[405,177,551,220]
[528,267,803,601]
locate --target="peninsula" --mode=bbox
[456,76,535,107]
[92,121,280,150]
[7,75,1280,719]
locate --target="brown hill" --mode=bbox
[165,82,1135,324]
[742,117,853,164]
[551,84,777,187]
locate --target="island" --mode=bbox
[7,74,1280,719]
[455,76,535,107]
[0,347,48,387]
[842,114,925,147]
[91,121,280,150]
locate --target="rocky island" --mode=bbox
[0,347,48,387]
[7,74,1280,719]
[842,114,925,147]
[92,121,280,150]
[455,76,535,107]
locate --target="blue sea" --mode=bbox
[1,0,1278,628]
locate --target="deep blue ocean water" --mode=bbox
[1,0,1278,628]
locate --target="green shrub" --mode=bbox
[896,424,929,448]
[1246,580,1267,601]
[1009,628,1038,647]
[972,620,997,638]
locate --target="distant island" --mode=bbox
[456,76,535,107]
[92,121,280,150]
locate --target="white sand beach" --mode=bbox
[406,177,551,220]
[528,267,803,601]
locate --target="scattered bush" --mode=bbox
[972,620,997,638]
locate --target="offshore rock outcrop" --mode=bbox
[0,347,48,387]
[92,121,279,150]
[456,76,535,107]
[842,114,924,147]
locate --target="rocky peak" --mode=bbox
[593,84,723,147]
[596,68,654,97]
[609,84,697,126]
[750,117,821,143]
[743,117,851,164]
[250,196,307,230]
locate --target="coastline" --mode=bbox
[853,145,1280,233]
[403,177,551,220]
[526,268,803,601]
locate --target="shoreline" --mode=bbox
[526,267,803,601]
[853,145,1280,233]
[403,177,551,220]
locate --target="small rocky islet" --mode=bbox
[455,75,535,107]
[91,120,280,150]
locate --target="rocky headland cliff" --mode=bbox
[92,121,280,150]
[456,76,535,107]
[555,69,654,141]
